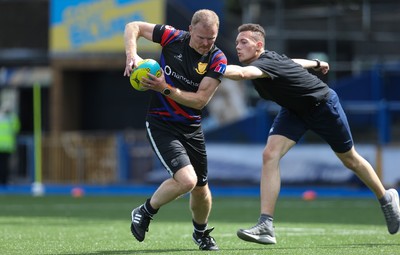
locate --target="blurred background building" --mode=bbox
[0,0,399,189]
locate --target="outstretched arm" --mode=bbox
[124,21,156,76]
[224,65,269,80]
[292,59,329,75]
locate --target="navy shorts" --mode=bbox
[269,89,353,153]
[145,121,208,186]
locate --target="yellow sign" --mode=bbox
[50,0,165,53]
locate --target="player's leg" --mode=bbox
[190,184,211,227]
[335,147,400,234]
[260,134,296,218]
[335,147,385,197]
[130,165,197,242]
[312,89,399,235]
[237,134,295,245]
[151,165,198,209]
[237,108,302,244]
[130,121,197,242]
[185,129,219,250]
[190,184,218,250]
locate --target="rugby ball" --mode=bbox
[130,59,162,91]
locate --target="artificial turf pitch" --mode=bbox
[1,195,399,255]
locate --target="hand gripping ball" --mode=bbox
[130,59,162,91]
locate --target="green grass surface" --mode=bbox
[0,195,399,255]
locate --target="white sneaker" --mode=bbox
[381,189,400,234]
[237,220,276,244]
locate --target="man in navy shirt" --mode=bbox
[124,9,227,250]
[224,23,400,244]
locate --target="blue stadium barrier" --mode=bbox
[0,184,376,198]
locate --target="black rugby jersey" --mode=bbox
[146,24,227,130]
[251,51,330,115]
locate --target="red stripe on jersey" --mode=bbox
[149,111,171,117]
[210,51,226,69]
[160,29,180,47]
[166,97,198,120]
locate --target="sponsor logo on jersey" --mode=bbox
[164,65,200,87]
[195,62,208,75]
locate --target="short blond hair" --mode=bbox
[191,9,220,28]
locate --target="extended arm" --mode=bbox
[292,59,329,74]
[124,21,156,76]
[224,65,269,80]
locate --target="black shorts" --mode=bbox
[145,120,208,186]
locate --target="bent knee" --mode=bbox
[183,180,197,192]
[174,166,198,192]
[178,177,197,193]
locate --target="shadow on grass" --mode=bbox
[60,248,209,254]
[319,243,400,248]
[58,242,400,254]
